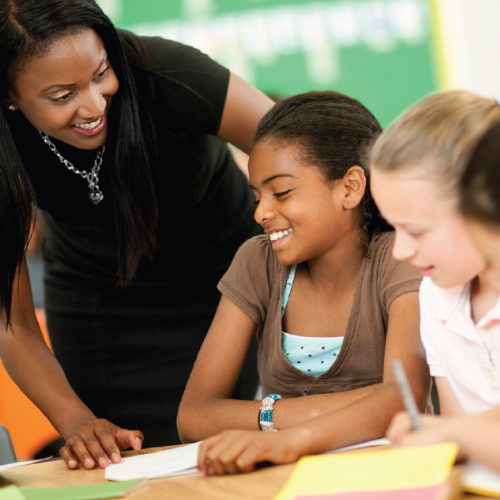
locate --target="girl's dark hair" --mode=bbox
[460,120,500,227]
[0,0,158,326]
[253,91,390,249]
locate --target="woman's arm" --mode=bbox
[0,259,143,469]
[196,291,430,475]
[216,73,274,154]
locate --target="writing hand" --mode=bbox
[386,411,451,447]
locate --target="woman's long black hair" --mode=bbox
[253,91,390,250]
[0,0,158,326]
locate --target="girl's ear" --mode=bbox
[341,166,366,210]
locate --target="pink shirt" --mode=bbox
[420,277,500,415]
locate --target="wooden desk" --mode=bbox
[0,447,488,500]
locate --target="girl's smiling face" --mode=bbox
[249,139,362,266]
[370,166,486,288]
[8,28,118,150]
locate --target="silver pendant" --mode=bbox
[89,190,104,204]
[38,130,105,205]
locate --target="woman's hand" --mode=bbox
[59,417,144,470]
[1,261,144,471]
[198,429,308,477]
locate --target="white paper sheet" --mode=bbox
[0,456,52,473]
[105,442,200,481]
[327,437,390,453]
[463,462,500,496]
[105,437,391,481]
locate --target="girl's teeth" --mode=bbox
[270,228,293,241]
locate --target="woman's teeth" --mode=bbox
[76,116,102,130]
[269,228,293,242]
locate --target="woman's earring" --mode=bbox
[8,105,16,111]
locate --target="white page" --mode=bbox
[106,437,390,482]
[105,442,200,481]
[463,462,500,495]
[0,456,52,473]
[327,437,390,453]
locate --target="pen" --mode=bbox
[391,358,421,430]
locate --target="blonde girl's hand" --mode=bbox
[59,418,144,470]
[197,429,306,477]
[386,411,452,448]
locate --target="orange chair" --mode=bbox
[0,309,61,460]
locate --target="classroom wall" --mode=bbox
[435,0,500,95]
[96,0,500,120]
[98,0,440,127]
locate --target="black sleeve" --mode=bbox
[130,35,230,136]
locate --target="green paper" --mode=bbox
[19,479,145,500]
[0,486,26,500]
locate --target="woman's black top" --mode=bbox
[8,35,260,446]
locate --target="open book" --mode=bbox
[104,438,389,481]
[105,443,200,481]
[462,462,500,497]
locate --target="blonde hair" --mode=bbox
[371,90,500,195]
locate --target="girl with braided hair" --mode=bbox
[178,91,429,474]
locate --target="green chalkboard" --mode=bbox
[98,0,439,127]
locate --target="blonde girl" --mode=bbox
[369,91,500,469]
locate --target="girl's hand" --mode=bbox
[386,411,453,448]
[59,418,144,470]
[198,429,306,477]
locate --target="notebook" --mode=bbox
[0,486,26,500]
[0,458,52,474]
[104,438,389,481]
[272,443,458,500]
[328,438,390,453]
[105,442,200,481]
[0,480,145,500]
[462,462,500,497]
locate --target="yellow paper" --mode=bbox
[273,443,458,500]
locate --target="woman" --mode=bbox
[0,0,272,468]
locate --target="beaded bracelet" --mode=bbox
[259,393,282,432]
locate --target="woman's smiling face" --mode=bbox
[8,28,119,150]
[249,139,354,266]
